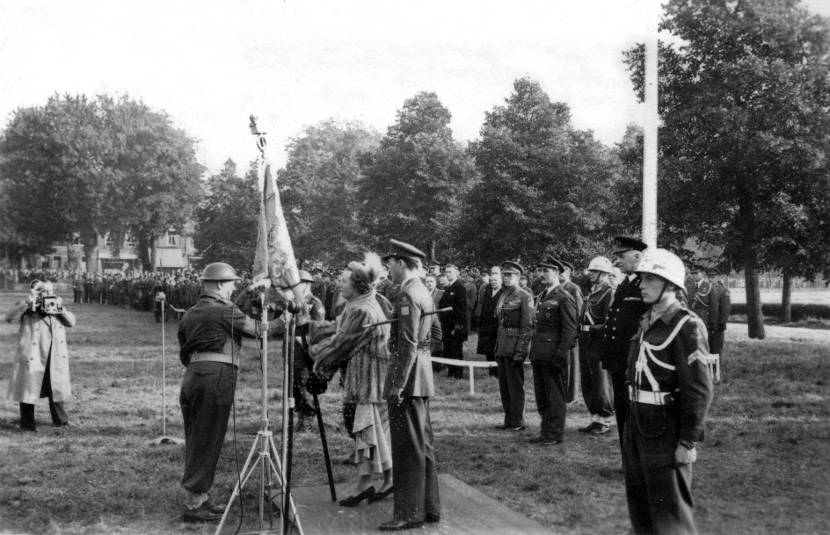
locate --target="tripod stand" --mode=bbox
[149,294,182,446]
[215,295,303,535]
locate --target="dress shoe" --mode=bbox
[528,436,562,446]
[339,486,376,507]
[378,519,424,531]
[368,485,394,503]
[589,423,610,435]
[493,424,509,430]
[202,500,225,515]
[509,425,526,431]
[578,422,599,433]
[425,513,441,523]
[183,502,223,523]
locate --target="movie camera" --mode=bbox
[29,280,62,315]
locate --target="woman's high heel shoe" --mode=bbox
[338,486,376,507]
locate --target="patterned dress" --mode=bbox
[311,291,392,476]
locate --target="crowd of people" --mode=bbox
[5,235,728,534]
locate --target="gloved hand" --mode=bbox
[513,352,526,363]
[674,443,697,465]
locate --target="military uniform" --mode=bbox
[382,243,440,529]
[561,278,583,402]
[294,292,325,418]
[177,288,264,509]
[707,278,730,355]
[688,278,713,326]
[603,274,649,445]
[529,284,577,442]
[579,280,615,424]
[624,301,713,535]
[494,280,534,428]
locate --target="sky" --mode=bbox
[1,0,829,176]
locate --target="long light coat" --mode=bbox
[6,301,76,404]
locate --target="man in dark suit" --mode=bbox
[438,263,468,379]
[602,236,649,455]
[380,239,441,531]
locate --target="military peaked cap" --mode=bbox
[388,239,427,260]
[537,257,564,271]
[560,260,575,273]
[612,236,648,254]
[706,267,720,276]
[501,261,524,275]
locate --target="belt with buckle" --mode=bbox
[190,352,237,367]
[629,386,670,405]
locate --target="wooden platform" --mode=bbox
[286,473,549,535]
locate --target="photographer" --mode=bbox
[5,280,76,431]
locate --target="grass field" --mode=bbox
[1,292,829,534]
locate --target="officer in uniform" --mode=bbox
[177,262,271,523]
[602,236,649,452]
[559,260,584,403]
[493,261,534,431]
[293,270,326,429]
[578,256,615,435]
[528,258,578,445]
[706,268,730,373]
[624,249,713,535]
[380,239,440,531]
[688,266,712,326]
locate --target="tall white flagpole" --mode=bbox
[643,0,659,249]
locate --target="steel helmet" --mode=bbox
[635,248,685,289]
[199,262,240,281]
[587,256,614,274]
[298,270,314,283]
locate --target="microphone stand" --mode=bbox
[214,292,303,535]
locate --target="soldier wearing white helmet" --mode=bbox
[577,256,615,435]
[623,248,713,535]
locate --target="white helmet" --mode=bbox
[635,248,686,289]
[587,256,614,274]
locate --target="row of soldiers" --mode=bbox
[68,271,203,314]
[469,237,716,535]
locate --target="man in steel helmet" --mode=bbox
[578,256,615,435]
[177,262,271,523]
[624,249,713,535]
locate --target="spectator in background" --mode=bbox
[475,265,503,377]
[438,264,468,380]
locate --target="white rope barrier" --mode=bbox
[429,356,530,395]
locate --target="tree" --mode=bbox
[0,94,203,271]
[624,0,830,337]
[278,120,380,265]
[99,96,204,268]
[0,95,113,267]
[457,78,617,266]
[358,92,477,259]
[192,159,260,270]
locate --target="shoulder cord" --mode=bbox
[634,314,691,391]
